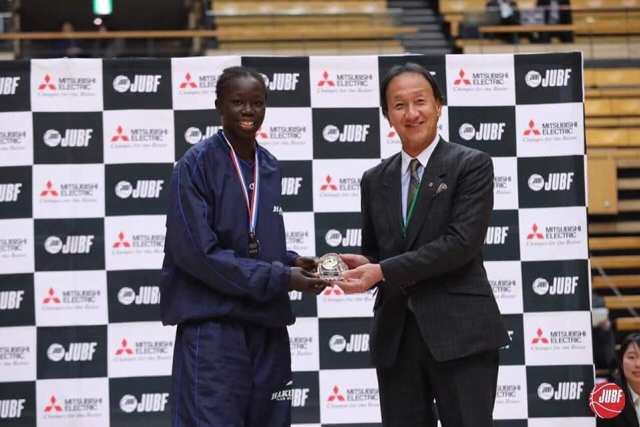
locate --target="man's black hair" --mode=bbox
[380,62,444,117]
[215,66,267,101]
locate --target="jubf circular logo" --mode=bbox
[113,75,131,93]
[590,382,625,419]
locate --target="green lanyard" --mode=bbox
[402,185,421,235]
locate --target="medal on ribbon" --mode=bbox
[221,131,261,258]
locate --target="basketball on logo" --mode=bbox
[589,382,625,419]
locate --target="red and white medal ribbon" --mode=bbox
[221,131,260,236]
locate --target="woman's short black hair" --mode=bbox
[215,66,267,102]
[618,333,640,384]
[380,62,444,117]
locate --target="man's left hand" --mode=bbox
[337,263,383,294]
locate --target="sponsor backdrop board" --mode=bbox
[0,53,593,426]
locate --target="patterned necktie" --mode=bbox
[406,158,420,223]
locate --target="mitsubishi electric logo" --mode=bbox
[537,381,584,401]
[179,72,198,89]
[43,395,62,412]
[42,286,100,305]
[523,119,578,138]
[47,342,97,362]
[322,124,370,143]
[318,175,360,194]
[326,384,378,404]
[327,385,345,402]
[453,69,509,87]
[42,393,103,415]
[329,334,369,353]
[525,69,572,88]
[453,69,471,86]
[177,71,215,91]
[119,393,169,413]
[43,128,93,147]
[0,131,27,147]
[113,75,162,93]
[111,125,168,143]
[320,176,338,191]
[38,74,57,91]
[38,74,96,92]
[317,70,373,90]
[114,337,172,357]
[0,76,20,95]
[318,71,335,87]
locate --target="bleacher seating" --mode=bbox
[209,0,416,54]
[441,0,640,59]
[586,66,640,335]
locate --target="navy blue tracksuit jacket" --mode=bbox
[160,131,296,426]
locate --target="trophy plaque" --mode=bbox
[317,253,348,280]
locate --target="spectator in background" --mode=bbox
[51,21,84,57]
[485,0,521,43]
[597,333,640,427]
[536,0,574,42]
[593,293,617,376]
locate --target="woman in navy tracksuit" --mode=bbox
[160,66,327,427]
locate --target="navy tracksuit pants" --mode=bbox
[170,319,292,427]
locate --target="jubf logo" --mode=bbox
[115,180,164,199]
[118,286,160,305]
[43,129,93,147]
[329,334,369,353]
[44,235,94,254]
[325,229,361,247]
[262,72,300,91]
[113,75,162,93]
[538,381,584,401]
[47,342,97,362]
[525,69,572,88]
[528,173,574,192]
[458,123,505,141]
[485,226,509,245]
[0,183,21,202]
[532,276,578,295]
[0,399,25,418]
[282,177,303,196]
[120,393,169,413]
[0,290,23,310]
[0,76,20,95]
[322,124,369,143]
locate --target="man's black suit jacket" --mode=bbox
[360,139,509,368]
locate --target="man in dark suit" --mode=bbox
[337,63,509,427]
